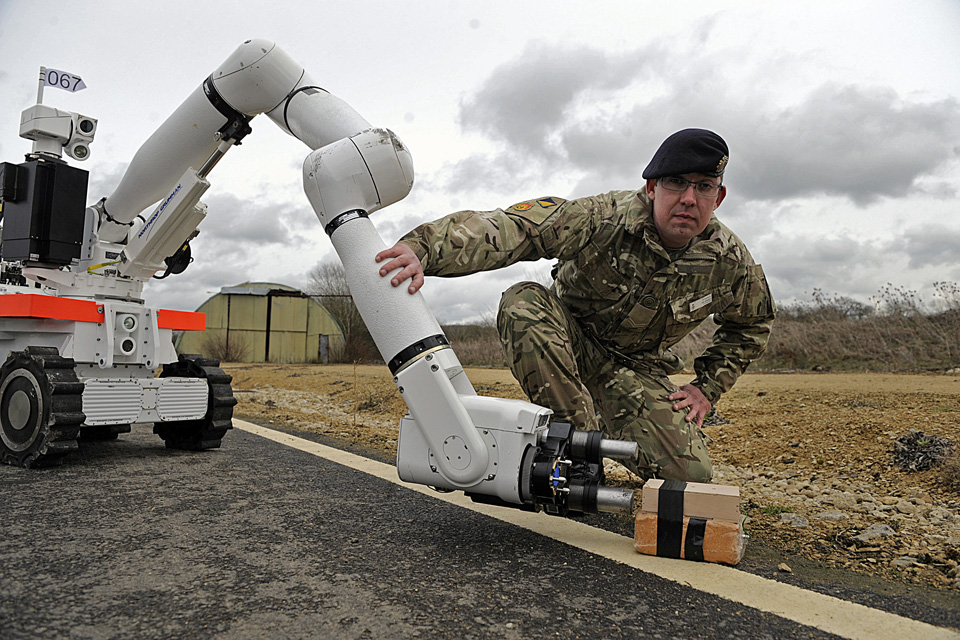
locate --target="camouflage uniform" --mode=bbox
[399,189,775,482]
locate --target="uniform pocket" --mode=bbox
[608,300,661,351]
[619,301,660,333]
[663,285,734,345]
[669,285,733,323]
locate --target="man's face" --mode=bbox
[645,173,726,249]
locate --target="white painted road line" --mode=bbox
[236,420,960,640]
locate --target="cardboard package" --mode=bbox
[634,512,746,565]
[634,479,747,565]
[641,479,741,522]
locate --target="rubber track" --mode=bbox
[154,354,237,450]
[0,346,84,468]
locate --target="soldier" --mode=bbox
[376,129,775,482]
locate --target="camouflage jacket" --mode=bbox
[399,190,776,402]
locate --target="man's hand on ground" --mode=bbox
[375,242,424,294]
[669,384,712,428]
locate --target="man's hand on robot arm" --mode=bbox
[669,383,712,428]
[376,242,424,294]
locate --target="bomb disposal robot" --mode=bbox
[0,40,636,517]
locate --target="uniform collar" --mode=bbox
[625,190,652,236]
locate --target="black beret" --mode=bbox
[642,128,729,179]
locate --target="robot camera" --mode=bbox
[76,116,97,136]
[65,113,97,161]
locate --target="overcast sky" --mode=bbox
[1,0,959,323]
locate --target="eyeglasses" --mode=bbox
[658,176,724,198]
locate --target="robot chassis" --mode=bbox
[0,40,636,518]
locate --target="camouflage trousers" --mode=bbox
[497,282,712,483]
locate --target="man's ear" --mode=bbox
[645,178,657,200]
[714,185,727,208]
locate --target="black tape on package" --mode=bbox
[684,517,707,562]
[656,480,687,558]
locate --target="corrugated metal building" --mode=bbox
[175,282,345,363]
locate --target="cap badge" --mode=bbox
[716,155,728,173]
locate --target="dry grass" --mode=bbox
[442,283,960,374]
[760,311,960,372]
[440,312,960,374]
[670,311,960,373]
[442,323,506,367]
[757,283,960,372]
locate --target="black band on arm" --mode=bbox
[203,75,253,144]
[388,334,450,374]
[324,210,369,236]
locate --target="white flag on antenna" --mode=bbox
[42,67,87,92]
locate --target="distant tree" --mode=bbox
[829,295,874,321]
[781,289,875,322]
[871,283,925,318]
[306,262,378,363]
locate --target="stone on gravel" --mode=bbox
[895,500,918,515]
[831,492,858,510]
[891,556,918,568]
[780,513,809,528]
[814,510,849,521]
[852,523,897,543]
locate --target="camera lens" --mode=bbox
[79,118,94,134]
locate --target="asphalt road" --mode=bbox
[0,423,956,640]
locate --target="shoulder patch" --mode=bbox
[507,196,567,224]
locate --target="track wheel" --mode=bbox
[154,354,236,450]
[0,347,85,468]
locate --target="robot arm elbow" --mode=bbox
[303,128,413,230]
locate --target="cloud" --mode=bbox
[902,225,960,268]
[373,210,433,245]
[427,152,537,197]
[737,84,960,205]
[85,163,128,202]
[420,262,543,325]
[755,232,889,302]
[130,188,331,313]
[198,192,303,246]
[458,44,652,156]
[145,260,245,312]
[452,42,960,206]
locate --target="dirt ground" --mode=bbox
[224,362,960,592]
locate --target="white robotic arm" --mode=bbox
[72,38,635,516]
[102,39,371,232]
[96,39,385,283]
